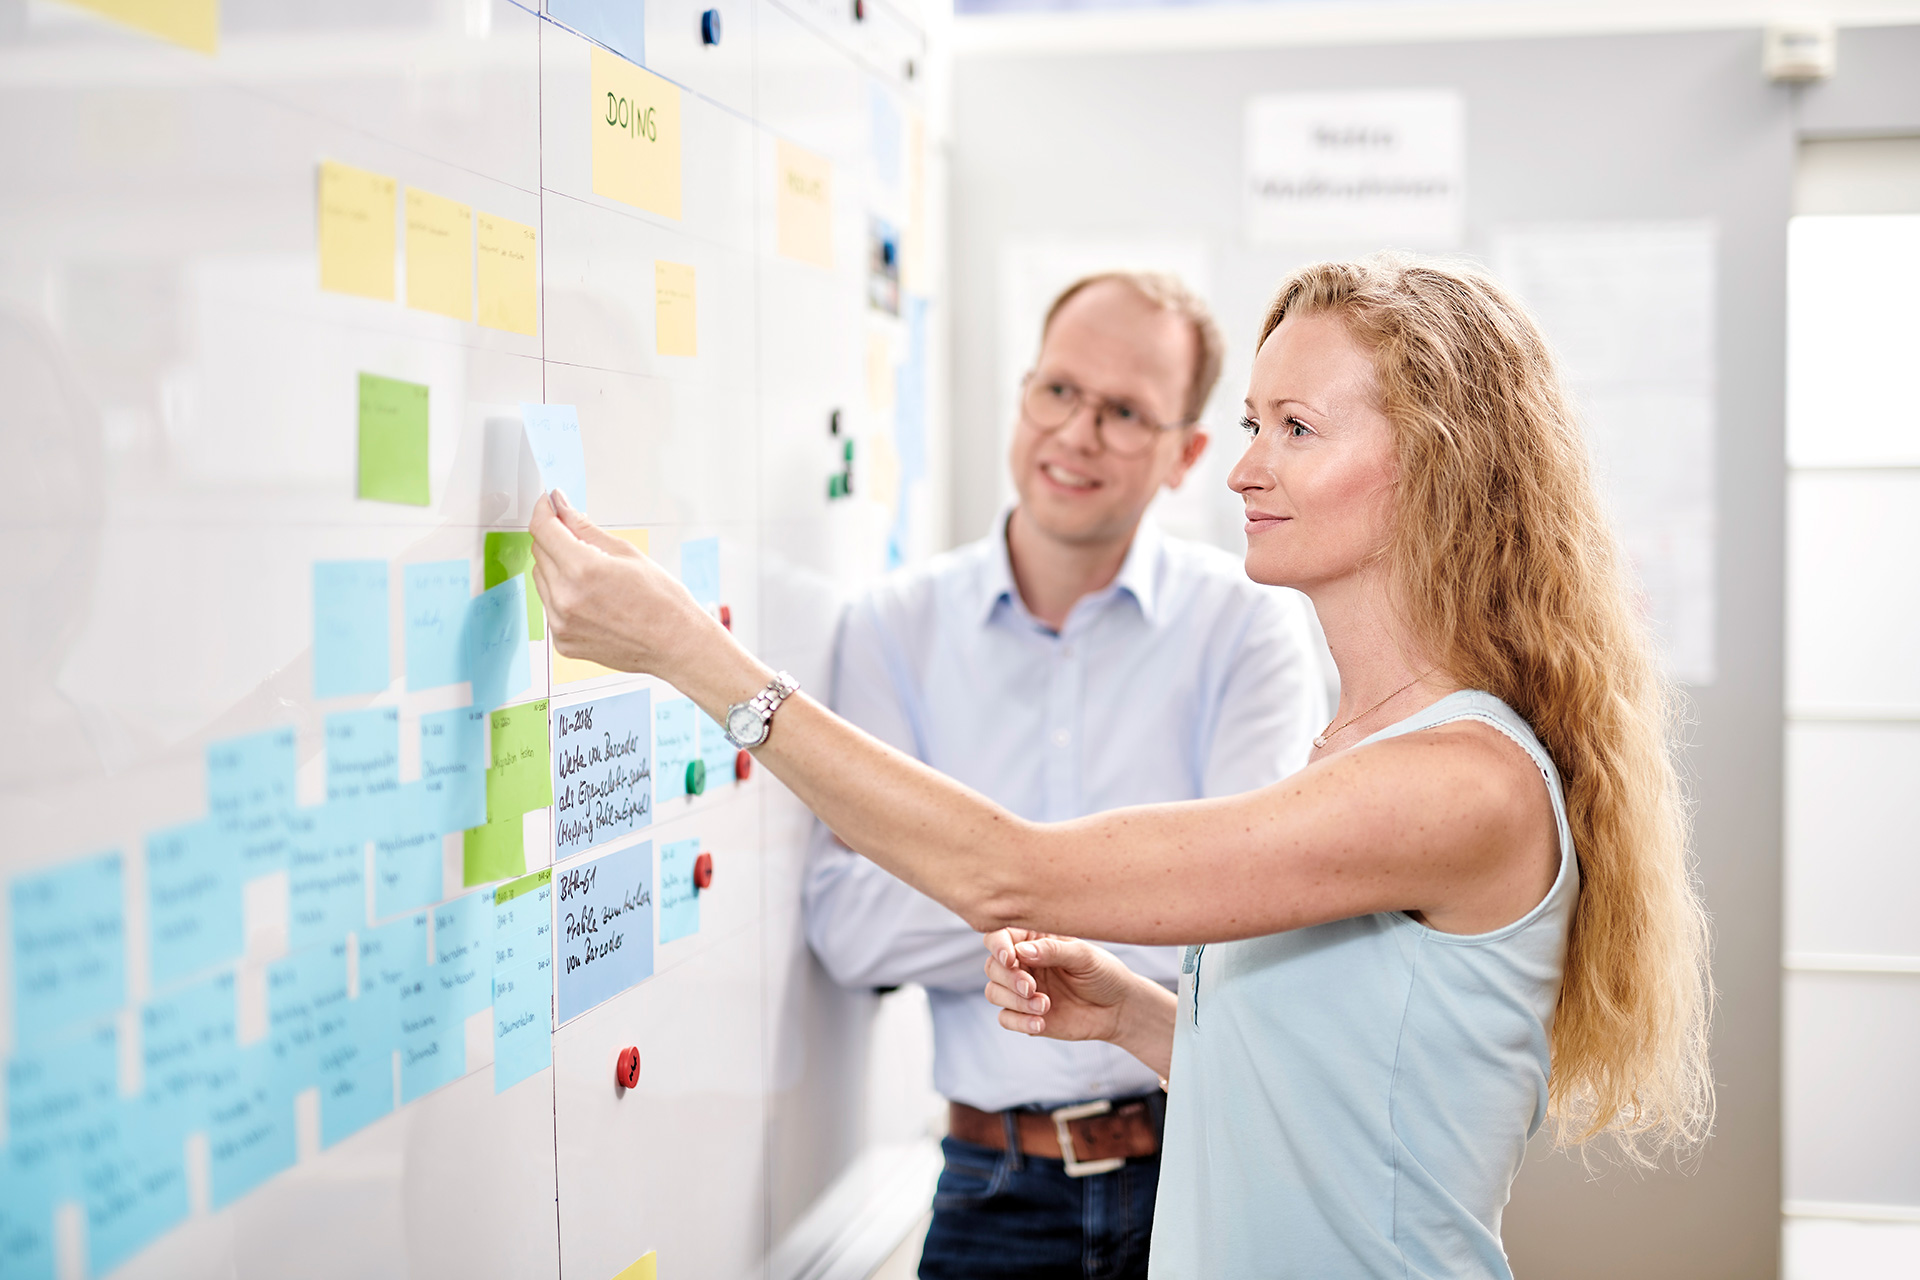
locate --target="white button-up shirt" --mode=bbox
[802,513,1325,1112]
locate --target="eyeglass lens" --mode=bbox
[1022,378,1163,455]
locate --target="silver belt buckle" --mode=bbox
[1051,1100,1126,1178]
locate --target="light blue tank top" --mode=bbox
[1149,690,1578,1279]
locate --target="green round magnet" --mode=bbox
[685,758,707,796]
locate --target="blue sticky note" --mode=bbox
[654,697,696,803]
[77,1094,190,1276]
[491,873,553,973]
[490,953,552,1093]
[316,986,393,1149]
[140,973,236,1133]
[553,688,652,858]
[373,811,443,920]
[678,536,719,606]
[10,852,124,1045]
[520,403,588,511]
[697,709,737,789]
[313,560,390,698]
[553,840,653,1025]
[464,575,531,714]
[398,964,461,1104]
[547,0,644,66]
[658,837,701,944]
[325,708,399,802]
[404,560,472,691]
[288,807,366,950]
[5,1022,119,1200]
[0,1144,57,1280]
[206,1044,296,1209]
[268,942,349,1096]
[421,707,488,834]
[360,913,428,1001]
[207,728,296,879]
[147,821,242,989]
[434,892,493,1020]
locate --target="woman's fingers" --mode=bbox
[984,954,1047,1008]
[982,926,1031,969]
[549,489,641,559]
[998,1008,1049,1037]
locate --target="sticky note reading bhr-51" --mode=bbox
[554,840,654,1025]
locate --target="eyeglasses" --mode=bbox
[1020,373,1191,457]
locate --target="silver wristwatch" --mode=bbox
[723,671,800,750]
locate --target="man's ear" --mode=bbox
[1161,428,1210,491]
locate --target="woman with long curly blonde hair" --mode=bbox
[525,253,1714,1278]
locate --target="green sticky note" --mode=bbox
[487,699,552,822]
[358,373,430,506]
[483,531,544,641]
[462,818,525,886]
[493,866,550,905]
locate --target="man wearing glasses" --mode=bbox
[804,272,1324,1279]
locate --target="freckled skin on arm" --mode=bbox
[527,492,1557,949]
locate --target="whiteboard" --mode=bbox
[0,1,943,1277]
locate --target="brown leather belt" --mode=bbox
[949,1096,1163,1177]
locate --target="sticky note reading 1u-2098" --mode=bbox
[554,689,652,858]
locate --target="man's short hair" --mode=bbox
[1040,271,1226,425]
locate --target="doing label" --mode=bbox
[605,92,658,142]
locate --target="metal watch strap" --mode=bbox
[747,671,799,738]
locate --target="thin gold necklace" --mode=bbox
[1313,676,1426,749]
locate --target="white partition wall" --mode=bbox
[1783,170,1920,1275]
[0,2,947,1277]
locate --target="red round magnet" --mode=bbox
[693,852,714,891]
[615,1046,641,1090]
[735,749,752,781]
[718,604,733,631]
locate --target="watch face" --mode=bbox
[726,704,764,746]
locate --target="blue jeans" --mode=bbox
[918,1133,1160,1280]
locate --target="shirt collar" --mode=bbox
[978,507,1164,629]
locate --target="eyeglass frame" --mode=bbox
[1018,371,1198,457]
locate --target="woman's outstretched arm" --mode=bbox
[528,493,1556,945]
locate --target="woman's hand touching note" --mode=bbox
[527,490,717,683]
[982,929,1179,1079]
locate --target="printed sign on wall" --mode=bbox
[1243,90,1465,248]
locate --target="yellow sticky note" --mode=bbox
[65,0,218,54]
[550,530,651,685]
[478,212,538,336]
[776,140,833,268]
[654,261,697,358]
[591,49,682,220]
[866,333,894,411]
[319,160,397,301]
[405,187,474,321]
[612,1252,657,1280]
